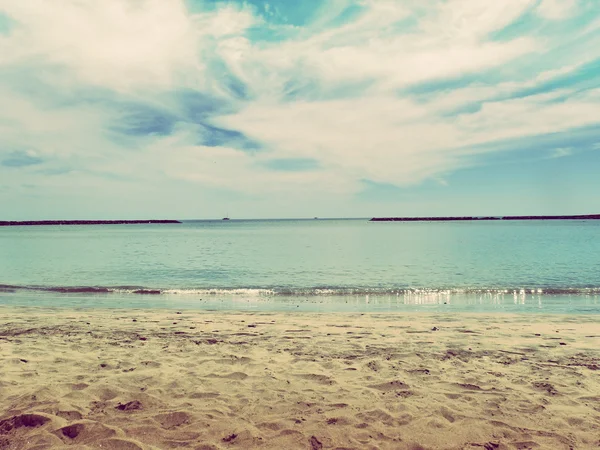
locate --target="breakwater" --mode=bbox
[370,214,600,221]
[0,220,181,226]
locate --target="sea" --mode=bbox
[1,219,599,314]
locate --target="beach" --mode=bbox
[1,307,599,449]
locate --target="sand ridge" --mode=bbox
[0,307,599,449]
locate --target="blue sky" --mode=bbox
[1,0,600,219]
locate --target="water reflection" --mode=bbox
[0,290,599,314]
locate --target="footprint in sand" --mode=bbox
[532,382,559,395]
[439,406,456,423]
[224,372,248,380]
[368,380,410,391]
[294,373,335,385]
[116,400,143,411]
[153,411,192,429]
[356,409,396,426]
[189,392,220,399]
[54,421,117,445]
[140,360,161,368]
[0,413,51,434]
[91,386,122,401]
[257,421,284,431]
[205,371,248,380]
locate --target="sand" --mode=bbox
[0,306,599,450]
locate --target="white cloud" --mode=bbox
[421,0,537,40]
[306,37,538,90]
[537,0,578,20]
[0,0,256,92]
[0,0,599,214]
[221,0,540,97]
[550,147,573,158]
[218,88,600,187]
[0,86,109,159]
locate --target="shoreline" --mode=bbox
[0,220,181,227]
[2,290,600,315]
[1,303,599,317]
[1,306,599,449]
[370,214,600,222]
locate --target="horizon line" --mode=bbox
[2,214,600,226]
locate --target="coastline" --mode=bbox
[370,214,600,222]
[0,220,181,227]
[2,288,600,315]
[1,306,599,449]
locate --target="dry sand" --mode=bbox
[1,306,599,450]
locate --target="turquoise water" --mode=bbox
[1,219,600,313]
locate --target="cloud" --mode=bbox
[0,0,256,92]
[0,0,599,217]
[262,158,320,171]
[537,0,578,20]
[550,147,574,158]
[1,150,44,167]
[110,103,178,137]
[220,1,540,98]
[0,12,14,35]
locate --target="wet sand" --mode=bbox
[1,307,599,449]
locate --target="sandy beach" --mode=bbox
[1,307,599,450]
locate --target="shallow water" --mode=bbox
[1,219,600,313]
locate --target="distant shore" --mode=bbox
[0,220,181,227]
[370,214,600,222]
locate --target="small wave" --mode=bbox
[0,285,114,294]
[2,284,600,297]
[162,288,275,297]
[46,286,113,293]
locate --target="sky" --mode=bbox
[1,0,600,220]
